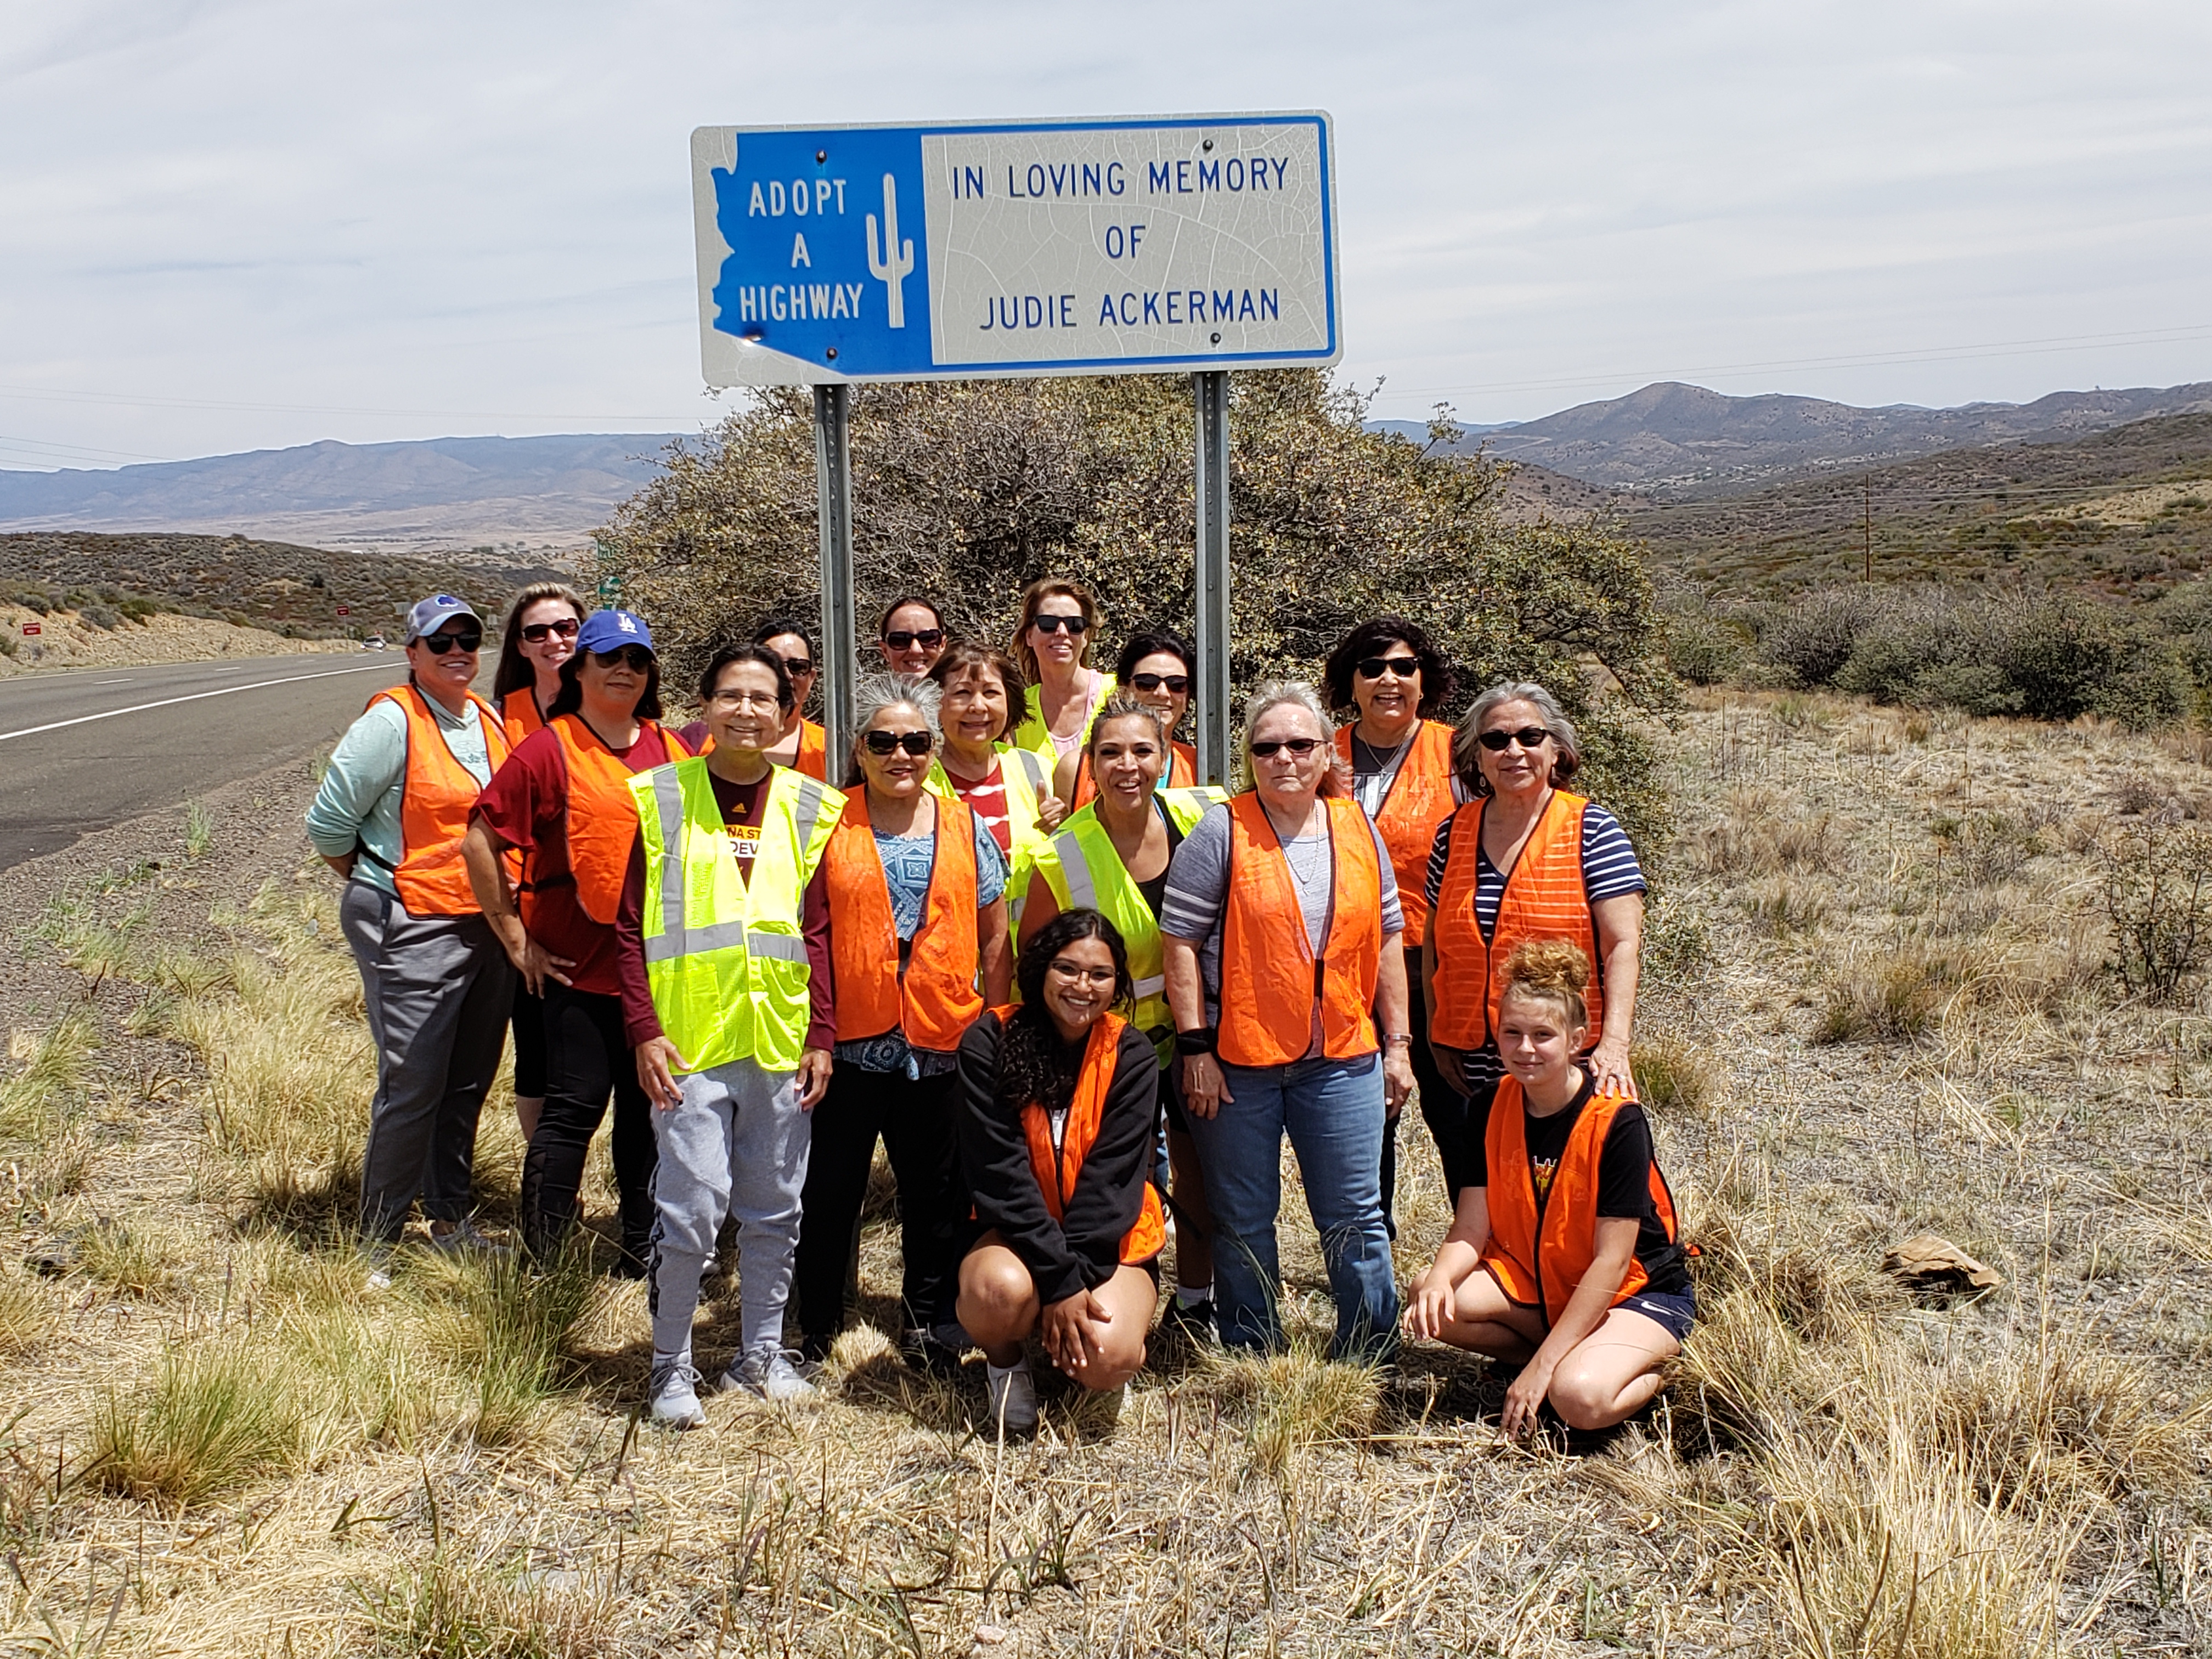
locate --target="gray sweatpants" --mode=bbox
[648,1057,811,1369]
[340,882,515,1242]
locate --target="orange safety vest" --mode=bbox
[1069,740,1198,810]
[1334,720,1455,948]
[1428,791,1604,1051]
[1217,793,1383,1068]
[1479,1075,1679,1326]
[525,713,692,928]
[500,687,549,748]
[998,1006,1166,1265]
[824,792,984,1052]
[366,684,515,916]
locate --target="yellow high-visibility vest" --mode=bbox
[628,757,845,1075]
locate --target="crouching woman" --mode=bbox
[1403,939,1691,1437]
[956,910,1164,1432]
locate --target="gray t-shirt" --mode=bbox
[1159,799,1403,1021]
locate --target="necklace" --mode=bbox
[1283,826,1329,891]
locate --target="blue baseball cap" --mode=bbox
[575,608,653,654]
[403,594,482,644]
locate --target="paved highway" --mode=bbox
[0,653,419,871]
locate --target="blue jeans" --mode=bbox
[1186,1053,1398,1360]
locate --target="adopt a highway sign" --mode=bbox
[689,113,1339,387]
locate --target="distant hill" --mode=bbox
[0,433,686,556]
[1628,411,2212,600]
[1392,380,2212,496]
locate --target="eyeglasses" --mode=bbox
[708,689,781,710]
[1031,614,1088,635]
[1357,655,1421,681]
[1477,726,1552,752]
[780,657,815,678]
[520,618,580,643]
[1047,961,1119,988]
[1130,672,1190,695]
[883,629,945,651]
[862,729,934,756]
[589,645,655,672]
[419,629,483,654]
[1250,737,1324,758]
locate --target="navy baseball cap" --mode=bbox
[403,594,483,644]
[577,609,654,654]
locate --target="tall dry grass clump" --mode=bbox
[91,1344,302,1508]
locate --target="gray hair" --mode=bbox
[1240,680,1344,797]
[1453,680,1582,795]
[846,672,942,785]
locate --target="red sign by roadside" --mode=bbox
[21,623,40,636]
[336,605,351,616]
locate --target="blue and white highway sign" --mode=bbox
[689,113,1340,386]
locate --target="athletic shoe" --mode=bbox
[648,1363,707,1429]
[901,1326,964,1377]
[984,1359,1039,1435]
[723,1345,817,1402]
[1163,1296,1217,1344]
[427,1218,507,1256]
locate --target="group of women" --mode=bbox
[305,573,1684,1441]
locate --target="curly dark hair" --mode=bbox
[1320,616,1454,719]
[995,910,1133,1116]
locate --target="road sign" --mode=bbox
[336,605,351,616]
[21,623,40,636]
[690,113,1339,387]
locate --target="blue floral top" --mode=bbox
[836,817,1007,1077]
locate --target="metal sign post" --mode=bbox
[1193,370,1232,784]
[813,383,857,770]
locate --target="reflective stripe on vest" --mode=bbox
[824,792,984,1052]
[1478,1075,1679,1327]
[1217,793,1384,1068]
[1334,720,1455,947]
[1000,1006,1166,1265]
[368,684,514,916]
[1428,792,1603,1051]
[628,759,844,1074]
[1070,740,1199,810]
[533,714,692,927]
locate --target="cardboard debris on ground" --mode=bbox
[1883,1232,2004,1292]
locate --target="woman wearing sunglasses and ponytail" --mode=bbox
[878,596,951,677]
[1323,618,1470,1228]
[1007,578,1116,769]
[1423,682,1647,1150]
[1053,627,1203,810]
[462,610,692,1276]
[796,674,1013,1370]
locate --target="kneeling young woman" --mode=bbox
[1403,940,1691,1437]
[955,910,1164,1432]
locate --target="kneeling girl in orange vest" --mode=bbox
[955,909,1164,1434]
[1402,939,1691,1439]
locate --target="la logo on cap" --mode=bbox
[618,613,637,633]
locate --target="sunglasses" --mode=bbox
[1250,737,1324,758]
[1130,672,1191,695]
[1477,726,1552,752]
[780,657,815,677]
[1357,655,1421,680]
[520,617,580,643]
[589,645,656,672]
[883,629,945,651]
[863,729,934,756]
[1031,614,1088,635]
[419,629,482,654]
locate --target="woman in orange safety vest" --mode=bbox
[955,908,1164,1435]
[1403,938,1690,1440]
[1053,627,1201,809]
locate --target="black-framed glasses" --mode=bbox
[1477,726,1552,752]
[780,657,815,678]
[1130,672,1191,695]
[1031,614,1088,635]
[1250,737,1324,758]
[419,629,483,654]
[1357,655,1421,680]
[883,629,945,651]
[589,645,655,672]
[863,729,934,756]
[520,617,580,643]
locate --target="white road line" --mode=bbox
[0,662,398,743]
[91,678,133,684]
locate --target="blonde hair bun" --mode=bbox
[1498,939,1591,1028]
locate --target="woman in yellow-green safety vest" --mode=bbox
[616,644,845,1429]
[1018,696,1227,1342]
[1005,577,1117,768]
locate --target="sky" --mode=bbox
[2,0,2209,471]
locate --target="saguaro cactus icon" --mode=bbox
[866,173,915,330]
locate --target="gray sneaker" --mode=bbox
[428,1218,508,1256]
[648,1363,707,1429]
[723,1345,817,1402]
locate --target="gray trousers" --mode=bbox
[648,1057,811,1368]
[340,881,514,1242]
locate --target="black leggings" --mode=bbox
[1380,949,1486,1226]
[510,981,546,1099]
[522,983,656,1266]
[793,1064,962,1343]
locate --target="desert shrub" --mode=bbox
[1757,585,1888,688]
[1814,945,1970,1043]
[1632,1036,1722,1123]
[2097,818,2212,1001]
[77,603,120,630]
[1994,595,2190,726]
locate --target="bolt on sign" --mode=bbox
[689,114,1341,386]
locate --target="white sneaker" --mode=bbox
[985,1360,1039,1435]
[724,1345,817,1402]
[648,1363,707,1429]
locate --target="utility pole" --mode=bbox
[1862,478,1872,583]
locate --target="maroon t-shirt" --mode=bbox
[474,720,675,998]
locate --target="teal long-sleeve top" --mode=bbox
[303,689,494,898]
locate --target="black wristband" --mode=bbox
[1174,1026,1218,1057]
